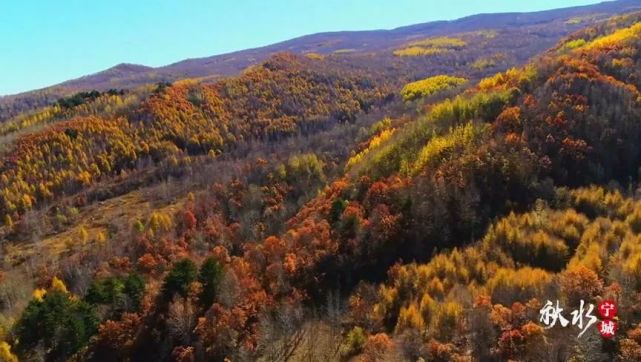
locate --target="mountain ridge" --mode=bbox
[4,0,641,100]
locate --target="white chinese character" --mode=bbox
[571,300,597,338]
[600,302,615,318]
[539,300,569,328]
[600,320,616,337]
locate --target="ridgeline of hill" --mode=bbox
[2,0,640,122]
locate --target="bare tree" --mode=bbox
[167,297,197,345]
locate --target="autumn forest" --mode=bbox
[3,2,641,361]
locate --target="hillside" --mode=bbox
[2,4,641,362]
[2,0,641,122]
[268,11,641,361]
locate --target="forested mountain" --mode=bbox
[2,0,641,123]
[3,2,641,362]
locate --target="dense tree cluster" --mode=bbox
[3,11,641,362]
[400,75,467,102]
[394,36,468,57]
[343,187,641,360]
[0,54,390,230]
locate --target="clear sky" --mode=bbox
[1,0,606,96]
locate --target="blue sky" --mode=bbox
[1,0,605,95]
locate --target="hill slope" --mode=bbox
[3,5,641,362]
[53,0,641,84]
[2,0,641,122]
[264,10,641,361]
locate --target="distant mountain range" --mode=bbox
[1,0,640,120]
